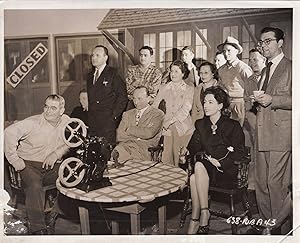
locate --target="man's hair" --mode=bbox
[94,45,109,56]
[45,94,65,108]
[134,85,150,97]
[215,51,224,56]
[79,88,87,95]
[249,48,259,54]
[139,46,153,56]
[182,46,195,54]
[261,27,285,42]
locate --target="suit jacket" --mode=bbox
[87,65,128,119]
[256,56,292,151]
[116,106,164,160]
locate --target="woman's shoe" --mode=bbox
[187,218,200,234]
[197,208,210,235]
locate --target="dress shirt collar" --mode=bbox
[137,105,150,117]
[268,51,284,67]
[94,63,106,75]
[227,58,239,68]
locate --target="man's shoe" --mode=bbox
[32,228,49,235]
[45,212,58,234]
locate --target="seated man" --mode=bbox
[4,94,70,235]
[70,88,88,126]
[112,86,164,163]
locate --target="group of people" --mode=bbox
[4,26,291,235]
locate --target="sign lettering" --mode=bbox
[6,42,48,88]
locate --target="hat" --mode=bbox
[217,36,243,54]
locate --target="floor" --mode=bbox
[6,189,257,235]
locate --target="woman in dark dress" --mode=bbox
[185,86,245,234]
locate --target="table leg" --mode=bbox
[111,220,120,234]
[158,204,167,234]
[130,213,141,235]
[78,206,90,234]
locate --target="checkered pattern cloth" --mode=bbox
[57,160,187,203]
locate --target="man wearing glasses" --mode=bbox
[4,94,70,235]
[253,27,292,234]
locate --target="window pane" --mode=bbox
[177,31,184,47]
[144,34,150,46]
[185,31,191,46]
[28,39,49,83]
[231,26,238,39]
[166,32,173,47]
[195,28,208,61]
[223,26,230,40]
[159,32,173,70]
[57,39,76,82]
[160,33,166,48]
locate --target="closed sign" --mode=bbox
[6,42,48,88]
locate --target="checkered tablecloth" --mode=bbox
[56,160,187,203]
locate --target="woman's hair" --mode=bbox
[170,60,190,80]
[199,61,218,80]
[203,86,231,117]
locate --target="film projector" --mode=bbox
[58,118,112,192]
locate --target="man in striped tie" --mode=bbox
[112,86,164,163]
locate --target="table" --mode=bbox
[56,160,187,235]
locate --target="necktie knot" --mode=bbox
[135,110,142,125]
[93,69,100,85]
[261,62,273,91]
[267,61,273,69]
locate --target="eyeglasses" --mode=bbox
[257,38,277,47]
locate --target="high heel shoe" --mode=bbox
[187,218,200,234]
[197,208,210,235]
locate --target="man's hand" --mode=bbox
[14,160,26,171]
[42,152,58,170]
[255,94,272,107]
[163,119,174,130]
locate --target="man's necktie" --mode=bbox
[135,110,142,126]
[93,69,100,85]
[261,62,273,92]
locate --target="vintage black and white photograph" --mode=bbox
[1,1,299,242]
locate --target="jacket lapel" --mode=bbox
[266,57,287,93]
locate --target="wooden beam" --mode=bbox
[101,30,135,64]
[190,23,212,50]
[241,17,257,44]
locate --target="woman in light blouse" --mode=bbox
[152,60,194,166]
[191,61,218,123]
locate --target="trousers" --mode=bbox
[20,160,60,232]
[255,151,291,221]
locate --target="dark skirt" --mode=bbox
[195,158,238,189]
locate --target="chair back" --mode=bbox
[8,165,22,190]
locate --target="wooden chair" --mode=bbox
[179,147,252,234]
[6,161,57,212]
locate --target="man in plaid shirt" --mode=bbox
[126,46,163,110]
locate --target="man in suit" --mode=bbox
[112,86,164,162]
[87,45,128,144]
[253,27,292,234]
